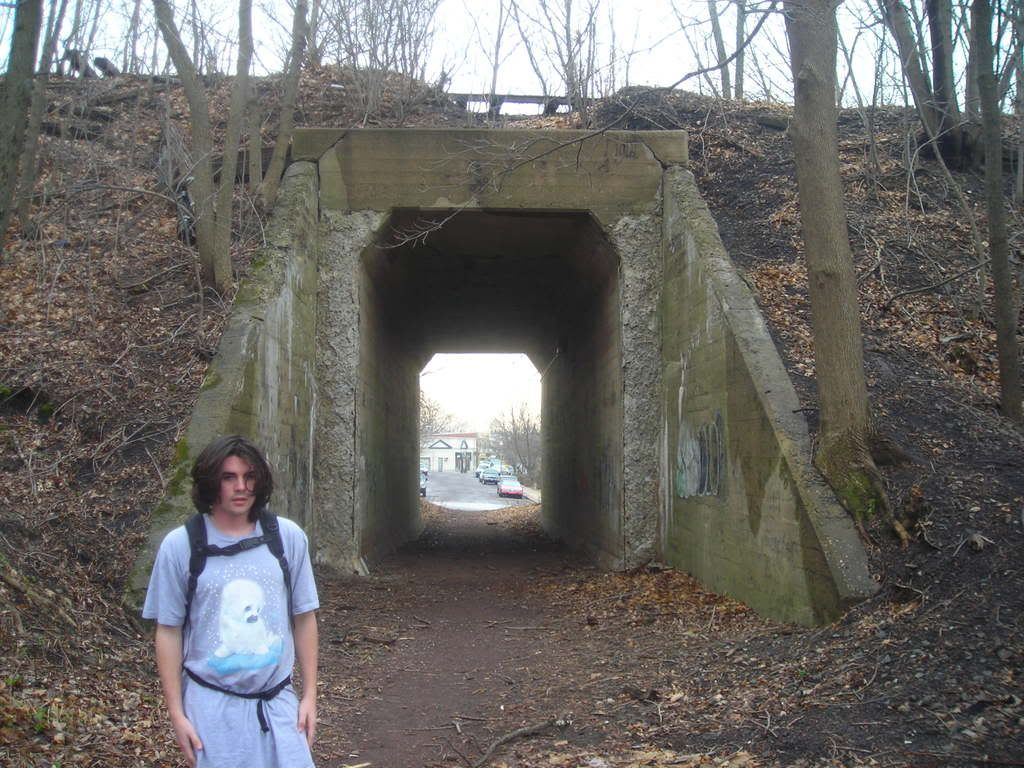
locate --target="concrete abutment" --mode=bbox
[130,128,876,626]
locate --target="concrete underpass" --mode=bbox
[132,128,878,626]
[354,209,627,569]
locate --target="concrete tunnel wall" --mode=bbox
[541,220,624,568]
[130,127,876,626]
[320,207,634,570]
[660,168,877,624]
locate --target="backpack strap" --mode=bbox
[258,510,294,623]
[183,513,208,635]
[181,511,294,631]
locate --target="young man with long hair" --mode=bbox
[143,435,319,767]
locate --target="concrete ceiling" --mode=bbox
[363,209,618,368]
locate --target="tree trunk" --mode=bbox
[0,0,44,255]
[925,0,965,160]
[1015,22,1024,203]
[734,0,746,99]
[877,0,935,128]
[84,0,103,56]
[963,0,981,123]
[153,0,225,292]
[561,0,582,118]
[487,0,511,119]
[973,0,1023,423]
[189,0,202,73]
[246,83,263,190]
[708,0,732,100]
[124,0,144,73]
[258,0,308,209]
[784,0,889,521]
[307,0,322,68]
[67,0,84,52]
[212,0,253,287]
[16,0,69,231]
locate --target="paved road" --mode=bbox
[424,468,534,510]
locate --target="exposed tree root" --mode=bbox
[1,562,78,630]
[817,439,911,547]
[472,717,560,768]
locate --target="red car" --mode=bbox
[497,477,524,498]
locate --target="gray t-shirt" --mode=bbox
[143,513,319,767]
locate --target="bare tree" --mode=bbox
[123,0,146,73]
[674,0,772,101]
[837,19,881,179]
[324,0,441,124]
[0,0,43,255]
[673,2,722,96]
[153,0,252,293]
[17,0,70,233]
[245,82,263,191]
[973,0,1022,423]
[306,0,324,67]
[490,404,541,483]
[419,391,460,435]
[510,0,550,96]
[512,0,602,123]
[468,0,518,119]
[925,0,965,151]
[962,0,981,122]
[257,0,307,208]
[213,0,254,264]
[876,0,973,164]
[734,0,747,98]
[63,0,103,59]
[783,0,895,532]
[1015,6,1024,203]
[707,0,733,99]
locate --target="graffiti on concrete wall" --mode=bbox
[673,327,726,500]
[675,411,724,498]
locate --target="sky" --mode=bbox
[0,0,794,101]
[435,0,703,95]
[6,0,979,111]
[420,353,541,433]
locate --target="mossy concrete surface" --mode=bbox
[659,167,877,625]
[127,162,321,605]
[302,128,683,225]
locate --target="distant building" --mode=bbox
[421,432,479,473]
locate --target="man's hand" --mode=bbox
[297,695,317,746]
[293,610,319,748]
[170,711,203,766]
[155,624,202,765]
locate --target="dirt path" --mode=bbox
[314,504,586,767]
[310,503,776,768]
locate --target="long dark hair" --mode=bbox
[191,435,274,521]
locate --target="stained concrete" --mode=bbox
[132,128,877,625]
[660,167,876,624]
[128,162,321,601]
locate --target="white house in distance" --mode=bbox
[421,432,479,473]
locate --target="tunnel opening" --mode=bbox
[416,352,545,554]
[352,208,626,568]
[419,352,540,484]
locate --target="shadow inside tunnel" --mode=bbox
[395,501,568,561]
